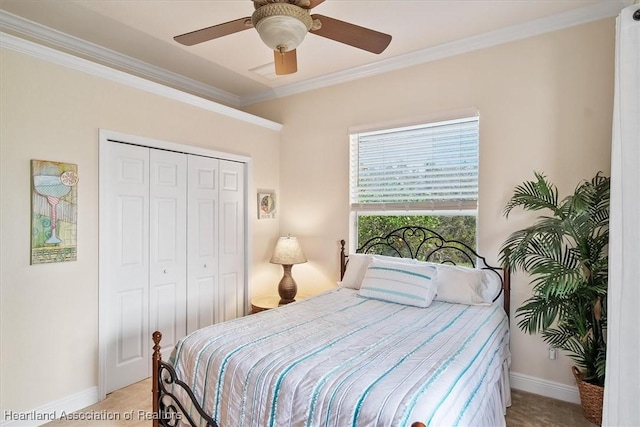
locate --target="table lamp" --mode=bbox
[270,236,307,304]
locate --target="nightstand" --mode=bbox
[250,294,311,314]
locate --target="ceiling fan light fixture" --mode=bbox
[252,3,312,52]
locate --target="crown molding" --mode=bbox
[1,1,632,107]
[0,32,283,131]
[0,10,242,107]
[241,0,631,105]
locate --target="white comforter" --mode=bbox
[170,288,510,427]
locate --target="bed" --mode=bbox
[152,226,511,427]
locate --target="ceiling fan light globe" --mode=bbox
[255,15,308,52]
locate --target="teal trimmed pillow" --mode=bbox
[358,259,438,307]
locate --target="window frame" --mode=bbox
[348,113,480,252]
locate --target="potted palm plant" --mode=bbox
[499,172,610,425]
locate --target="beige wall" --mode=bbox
[245,19,615,388]
[0,48,281,413]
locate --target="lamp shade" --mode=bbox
[270,236,307,265]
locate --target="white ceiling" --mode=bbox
[0,0,631,107]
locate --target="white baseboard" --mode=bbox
[1,387,98,427]
[510,371,581,404]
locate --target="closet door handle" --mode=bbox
[163,269,167,274]
[204,263,207,268]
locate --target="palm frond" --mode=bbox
[515,294,565,334]
[500,219,565,271]
[504,172,560,218]
[543,328,585,359]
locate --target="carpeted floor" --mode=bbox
[44,378,597,426]
[508,388,597,426]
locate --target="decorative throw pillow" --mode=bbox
[358,259,437,307]
[340,253,372,289]
[433,264,489,306]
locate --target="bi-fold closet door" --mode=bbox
[103,141,245,394]
[186,155,246,333]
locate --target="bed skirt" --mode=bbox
[483,358,512,427]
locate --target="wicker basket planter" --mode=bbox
[572,366,604,425]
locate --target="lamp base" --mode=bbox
[277,264,297,305]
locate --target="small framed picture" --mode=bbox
[257,191,276,219]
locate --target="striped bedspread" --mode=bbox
[170,288,510,427]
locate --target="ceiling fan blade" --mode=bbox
[174,17,252,46]
[310,14,391,54]
[274,49,297,75]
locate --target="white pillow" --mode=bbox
[371,254,418,265]
[340,253,372,289]
[340,253,419,290]
[358,259,437,308]
[433,264,489,306]
[479,269,503,302]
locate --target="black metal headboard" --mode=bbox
[339,226,510,313]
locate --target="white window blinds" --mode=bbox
[350,116,479,212]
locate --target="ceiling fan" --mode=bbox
[173,0,392,75]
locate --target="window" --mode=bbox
[349,115,479,251]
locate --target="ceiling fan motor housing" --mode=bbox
[252,3,313,52]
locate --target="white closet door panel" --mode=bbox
[197,200,216,256]
[154,199,179,262]
[120,197,146,266]
[221,201,239,254]
[104,142,150,394]
[219,160,245,320]
[151,282,180,351]
[187,156,219,333]
[149,150,187,356]
[195,277,216,329]
[220,273,241,321]
[117,289,145,363]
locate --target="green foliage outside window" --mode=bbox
[356,215,477,265]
